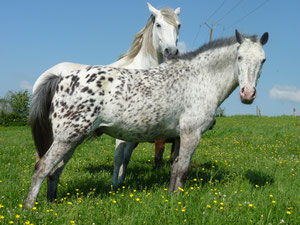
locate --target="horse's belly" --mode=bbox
[100,122,179,142]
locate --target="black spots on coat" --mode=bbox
[96,80,102,88]
[115,91,122,95]
[53,112,57,118]
[65,88,70,94]
[100,76,106,81]
[88,89,95,95]
[87,73,97,83]
[69,75,80,95]
[81,87,89,93]
[60,85,64,91]
[86,66,93,72]
[98,71,106,75]
[108,77,114,82]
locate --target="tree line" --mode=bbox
[0,90,31,126]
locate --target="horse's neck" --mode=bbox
[190,44,239,107]
[128,46,163,69]
[110,39,163,69]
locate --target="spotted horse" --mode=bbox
[25,30,268,208]
[31,2,181,188]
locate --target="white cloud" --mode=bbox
[20,80,33,91]
[178,41,187,54]
[269,85,300,103]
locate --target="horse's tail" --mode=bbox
[30,74,61,159]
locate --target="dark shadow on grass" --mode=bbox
[245,169,274,187]
[59,160,231,199]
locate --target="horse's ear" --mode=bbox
[235,29,244,44]
[147,2,159,17]
[260,32,269,46]
[175,7,180,16]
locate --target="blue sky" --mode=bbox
[1,0,299,116]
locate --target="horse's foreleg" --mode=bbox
[168,131,201,193]
[25,140,77,208]
[154,139,166,166]
[112,139,138,187]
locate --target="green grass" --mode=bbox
[0,116,299,224]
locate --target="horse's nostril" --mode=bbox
[241,87,245,93]
[164,48,169,55]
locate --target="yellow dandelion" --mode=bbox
[206,204,211,208]
[190,187,194,190]
[178,187,184,192]
[70,221,75,224]
[286,211,291,215]
[193,178,197,182]
[130,193,134,198]
[178,202,182,205]
[0,215,4,219]
[9,221,14,224]
[18,204,23,208]
[122,186,125,189]
[164,188,168,191]
[75,189,79,192]
[15,215,20,219]
[165,200,168,203]
[67,193,70,196]
[136,198,140,202]
[0,204,4,208]
[67,202,72,205]
[255,184,259,188]
[0,180,2,183]
[181,208,186,212]
[220,202,224,206]
[272,201,276,204]
[220,206,224,210]
[25,221,30,225]
[112,200,117,204]
[248,204,253,207]
[213,200,217,204]
[32,207,37,210]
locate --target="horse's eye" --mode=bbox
[238,56,243,62]
[156,23,161,28]
[262,59,266,64]
[178,24,181,29]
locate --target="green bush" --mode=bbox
[0,90,31,126]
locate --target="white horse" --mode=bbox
[25,30,268,208]
[31,2,181,188]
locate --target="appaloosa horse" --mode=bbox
[31,2,181,187]
[25,30,268,208]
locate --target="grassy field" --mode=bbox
[0,116,299,224]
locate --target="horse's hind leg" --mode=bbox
[154,139,166,166]
[112,139,138,187]
[47,148,76,202]
[25,140,78,208]
[169,138,180,164]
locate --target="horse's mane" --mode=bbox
[119,7,179,64]
[179,34,258,61]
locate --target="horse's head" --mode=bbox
[147,2,181,59]
[235,30,268,104]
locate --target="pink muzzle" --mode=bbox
[240,86,256,104]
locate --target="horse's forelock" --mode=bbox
[160,7,180,31]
